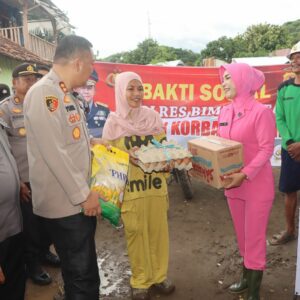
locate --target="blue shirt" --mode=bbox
[86,101,110,138]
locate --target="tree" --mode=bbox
[282,19,300,45]
[99,19,300,65]
[200,36,236,62]
[150,46,177,64]
[199,21,298,62]
[173,48,199,66]
[122,39,160,65]
[101,52,127,63]
[100,38,199,66]
[241,23,291,54]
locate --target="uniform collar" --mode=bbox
[48,69,61,84]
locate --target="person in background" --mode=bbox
[36,64,51,78]
[270,41,300,245]
[0,84,10,103]
[0,63,60,286]
[24,35,102,300]
[74,69,110,138]
[218,63,276,300]
[0,112,25,300]
[103,72,175,300]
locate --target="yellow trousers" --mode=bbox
[121,195,169,289]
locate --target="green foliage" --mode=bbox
[101,38,199,66]
[99,20,300,65]
[242,23,290,53]
[100,52,127,63]
[282,19,300,45]
[200,36,236,63]
[125,39,160,65]
[199,21,299,62]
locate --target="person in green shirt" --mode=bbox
[270,41,300,245]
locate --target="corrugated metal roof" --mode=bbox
[231,56,289,66]
[149,60,185,66]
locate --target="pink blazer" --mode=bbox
[218,101,276,200]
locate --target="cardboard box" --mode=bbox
[188,135,243,189]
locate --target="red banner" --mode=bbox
[93,62,292,165]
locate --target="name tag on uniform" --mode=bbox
[11,114,24,129]
[65,105,76,112]
[219,122,228,126]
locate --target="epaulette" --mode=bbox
[95,101,108,108]
[278,78,295,92]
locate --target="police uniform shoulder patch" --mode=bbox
[95,101,108,108]
[45,96,59,112]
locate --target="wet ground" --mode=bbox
[26,168,298,300]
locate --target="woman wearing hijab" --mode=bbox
[218,63,276,300]
[102,72,175,300]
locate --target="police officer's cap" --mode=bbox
[12,63,39,78]
[86,69,99,86]
[0,84,10,102]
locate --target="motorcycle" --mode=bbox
[168,168,193,200]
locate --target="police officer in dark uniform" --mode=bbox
[75,69,110,138]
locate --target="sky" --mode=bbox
[54,0,299,58]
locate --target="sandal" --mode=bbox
[269,231,296,245]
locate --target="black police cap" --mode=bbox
[12,63,39,78]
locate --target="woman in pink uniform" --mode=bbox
[218,63,276,300]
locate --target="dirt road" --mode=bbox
[25,168,298,300]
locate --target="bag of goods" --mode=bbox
[90,144,129,226]
[131,139,192,173]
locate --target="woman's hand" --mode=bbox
[129,147,140,166]
[223,172,247,189]
[90,138,111,149]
